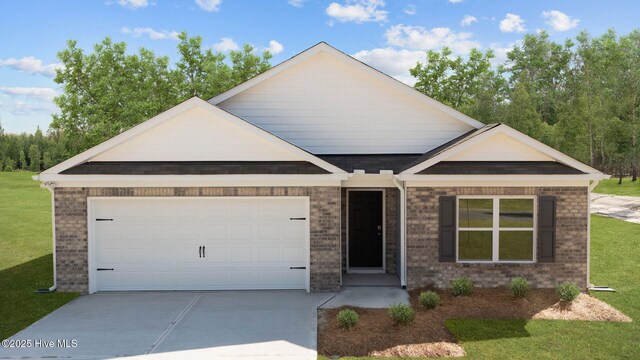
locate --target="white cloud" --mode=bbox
[403,4,416,16]
[499,13,526,33]
[0,101,54,116]
[353,47,424,85]
[266,40,284,55]
[326,0,388,24]
[542,10,579,32]
[195,0,222,12]
[121,27,180,40]
[288,0,306,7]
[385,24,480,54]
[460,15,477,26]
[0,87,58,116]
[117,0,148,9]
[488,42,517,68]
[448,0,463,3]
[212,37,239,52]
[0,87,57,102]
[0,57,62,77]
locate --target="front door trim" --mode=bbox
[346,188,385,273]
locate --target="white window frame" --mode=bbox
[456,195,537,264]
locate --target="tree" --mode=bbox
[175,34,272,99]
[499,79,544,139]
[28,144,41,172]
[51,37,182,154]
[410,47,505,122]
[42,151,54,170]
[505,31,573,126]
[51,33,273,154]
[18,150,27,170]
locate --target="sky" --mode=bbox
[1,0,639,134]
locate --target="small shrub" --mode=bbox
[388,303,415,325]
[510,277,530,298]
[557,282,581,302]
[419,291,440,309]
[3,165,13,172]
[336,309,358,329]
[451,277,473,296]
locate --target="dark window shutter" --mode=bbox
[439,196,456,262]
[538,196,556,263]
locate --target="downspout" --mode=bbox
[392,176,407,288]
[586,180,599,288]
[36,180,57,293]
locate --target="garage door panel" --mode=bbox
[259,247,281,262]
[203,247,229,263]
[92,197,308,291]
[283,247,304,262]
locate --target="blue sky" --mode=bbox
[1,0,639,133]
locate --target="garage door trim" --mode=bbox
[87,196,311,293]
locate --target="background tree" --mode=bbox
[18,150,27,170]
[410,47,505,123]
[28,145,41,172]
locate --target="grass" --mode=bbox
[0,172,79,340]
[593,177,640,196]
[320,215,640,359]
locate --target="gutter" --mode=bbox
[392,176,407,288]
[36,180,57,293]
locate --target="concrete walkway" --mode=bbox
[591,193,640,224]
[320,286,409,309]
[1,291,335,360]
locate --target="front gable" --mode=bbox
[211,43,482,154]
[401,124,607,179]
[445,133,554,162]
[40,98,346,181]
[90,106,302,162]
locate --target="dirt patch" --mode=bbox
[533,293,631,322]
[317,288,630,358]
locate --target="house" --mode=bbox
[37,42,608,294]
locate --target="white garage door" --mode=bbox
[90,197,309,292]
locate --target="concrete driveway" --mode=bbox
[1,291,335,360]
[591,193,640,224]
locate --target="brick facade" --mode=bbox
[406,187,589,289]
[340,188,399,274]
[54,184,588,293]
[54,186,341,293]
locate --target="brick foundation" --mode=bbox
[54,187,341,293]
[406,187,589,289]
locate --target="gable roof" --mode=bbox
[40,97,346,179]
[208,42,484,130]
[400,123,607,178]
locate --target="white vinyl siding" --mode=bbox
[218,51,474,154]
[91,107,302,162]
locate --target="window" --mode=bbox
[457,197,535,262]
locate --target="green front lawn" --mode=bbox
[0,172,79,340]
[594,177,640,196]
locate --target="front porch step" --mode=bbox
[342,273,400,286]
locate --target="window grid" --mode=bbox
[457,196,536,263]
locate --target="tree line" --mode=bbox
[0,33,272,172]
[411,29,640,182]
[1,30,638,182]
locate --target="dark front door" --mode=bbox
[348,190,383,268]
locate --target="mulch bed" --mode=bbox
[317,288,631,358]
